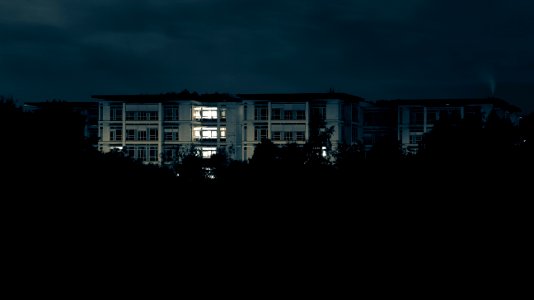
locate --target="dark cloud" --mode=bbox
[0,0,533,111]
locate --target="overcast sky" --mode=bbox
[1,0,533,111]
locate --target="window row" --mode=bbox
[407,108,462,126]
[271,109,306,121]
[162,146,220,161]
[253,126,306,142]
[109,126,230,141]
[124,145,158,162]
[126,128,158,141]
[110,127,180,141]
[193,127,226,140]
[126,111,158,121]
[108,105,226,121]
[193,106,226,121]
[253,107,307,121]
[271,131,306,142]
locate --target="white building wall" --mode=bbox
[98,96,362,162]
[224,102,240,160]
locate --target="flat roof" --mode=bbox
[91,92,239,102]
[236,92,364,102]
[92,91,365,103]
[374,97,521,112]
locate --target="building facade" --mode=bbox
[93,92,364,164]
[22,94,522,165]
[367,98,522,154]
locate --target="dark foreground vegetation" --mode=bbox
[1,96,531,289]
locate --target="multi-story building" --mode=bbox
[237,93,364,160]
[93,92,365,163]
[23,101,99,146]
[369,97,522,154]
[92,92,522,163]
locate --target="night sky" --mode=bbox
[1,0,533,112]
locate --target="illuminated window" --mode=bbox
[194,127,218,140]
[193,107,218,120]
[220,127,226,140]
[220,107,227,120]
[201,147,217,158]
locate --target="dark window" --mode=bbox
[255,106,268,120]
[164,105,179,121]
[254,126,268,141]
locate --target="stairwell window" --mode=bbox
[220,128,226,141]
[164,105,179,121]
[164,126,179,141]
[110,105,122,121]
[255,105,268,120]
[194,127,218,140]
[193,107,217,120]
[110,127,122,141]
[201,147,217,158]
[254,126,268,141]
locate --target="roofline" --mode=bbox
[236,92,364,102]
[91,92,240,102]
[91,91,365,103]
[24,101,97,107]
[373,97,521,112]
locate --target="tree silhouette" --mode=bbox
[334,142,364,172]
[249,138,280,170]
[304,125,335,167]
[175,145,206,182]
